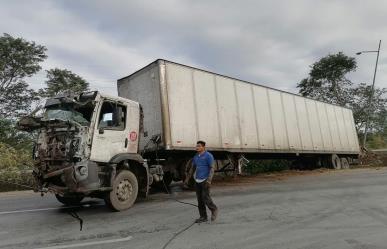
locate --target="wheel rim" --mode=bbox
[116,179,132,202]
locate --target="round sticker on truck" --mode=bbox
[129,131,137,141]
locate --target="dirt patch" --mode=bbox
[211,166,387,187]
[0,190,34,198]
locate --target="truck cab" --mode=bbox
[18,91,152,211]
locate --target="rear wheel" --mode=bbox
[105,170,138,211]
[55,194,84,206]
[331,154,342,169]
[341,157,350,169]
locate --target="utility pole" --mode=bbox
[356,40,381,148]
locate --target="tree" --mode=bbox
[0,118,34,151]
[297,52,356,106]
[298,52,387,148]
[0,33,47,118]
[39,68,89,97]
[348,83,387,132]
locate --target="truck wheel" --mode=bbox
[105,170,138,211]
[331,154,342,169]
[341,157,350,169]
[55,194,84,206]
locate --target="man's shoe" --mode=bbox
[195,217,208,223]
[211,208,218,221]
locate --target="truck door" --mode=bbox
[90,100,130,162]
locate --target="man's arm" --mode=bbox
[207,154,215,184]
[207,162,215,184]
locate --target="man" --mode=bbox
[187,140,218,223]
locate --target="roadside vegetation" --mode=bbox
[0,33,89,191]
[244,160,291,175]
[0,142,34,191]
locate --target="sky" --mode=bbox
[1,0,386,96]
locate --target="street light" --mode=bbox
[356,40,381,148]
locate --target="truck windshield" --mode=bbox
[43,107,90,126]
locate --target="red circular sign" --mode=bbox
[129,131,137,141]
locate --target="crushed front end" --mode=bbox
[18,92,101,196]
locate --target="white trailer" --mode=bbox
[117,59,360,162]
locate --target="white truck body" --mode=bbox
[118,59,360,155]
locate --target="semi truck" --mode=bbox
[18,59,360,211]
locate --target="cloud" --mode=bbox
[1,0,386,96]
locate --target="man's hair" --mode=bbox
[197,140,206,147]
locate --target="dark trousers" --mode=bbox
[195,181,217,219]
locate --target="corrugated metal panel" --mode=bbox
[268,90,288,150]
[235,81,259,149]
[294,96,313,150]
[326,105,341,151]
[165,63,198,147]
[306,99,324,151]
[316,101,333,151]
[215,76,241,148]
[192,70,221,147]
[343,108,359,151]
[335,107,350,150]
[253,86,275,149]
[282,94,302,150]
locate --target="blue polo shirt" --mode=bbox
[193,151,214,181]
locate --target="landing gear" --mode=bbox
[151,171,173,190]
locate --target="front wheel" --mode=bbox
[55,194,84,206]
[105,170,138,211]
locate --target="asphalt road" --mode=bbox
[2,167,387,249]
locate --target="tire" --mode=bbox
[55,194,84,206]
[105,170,138,211]
[331,154,342,170]
[341,157,350,169]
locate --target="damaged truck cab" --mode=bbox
[19,91,150,211]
